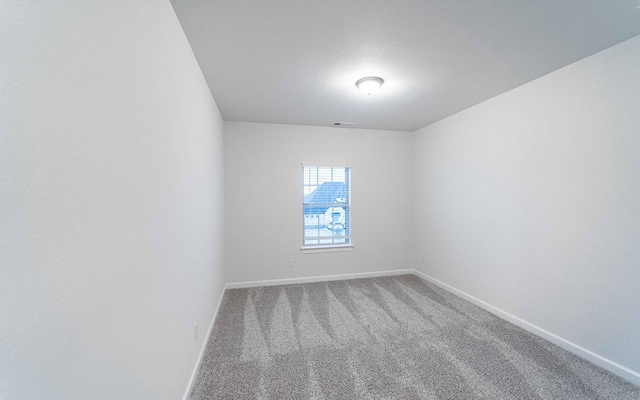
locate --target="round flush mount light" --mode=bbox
[355,76,384,96]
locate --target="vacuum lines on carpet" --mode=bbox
[189,275,639,399]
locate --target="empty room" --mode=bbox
[2,1,639,399]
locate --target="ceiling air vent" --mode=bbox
[333,122,357,128]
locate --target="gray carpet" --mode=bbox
[189,274,640,399]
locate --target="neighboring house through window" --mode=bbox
[302,164,351,248]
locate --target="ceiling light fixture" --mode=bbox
[355,76,384,96]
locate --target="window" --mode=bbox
[302,165,351,248]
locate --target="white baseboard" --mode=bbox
[182,287,227,400]
[411,269,640,387]
[225,269,414,289]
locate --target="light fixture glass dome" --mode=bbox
[355,76,384,96]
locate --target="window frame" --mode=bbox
[301,163,353,253]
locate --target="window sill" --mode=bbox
[300,244,354,254]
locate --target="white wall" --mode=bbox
[224,122,412,283]
[0,2,225,399]
[413,36,640,380]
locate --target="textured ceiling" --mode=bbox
[171,0,640,132]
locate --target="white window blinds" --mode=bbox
[302,165,351,247]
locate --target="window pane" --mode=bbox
[302,165,350,247]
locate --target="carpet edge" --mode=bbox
[225,269,415,289]
[182,288,227,400]
[411,269,640,387]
